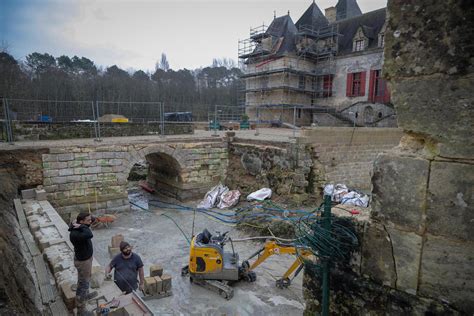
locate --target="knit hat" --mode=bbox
[119,241,130,251]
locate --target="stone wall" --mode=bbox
[300,127,403,190]
[226,138,314,203]
[11,121,193,141]
[41,140,228,220]
[303,1,474,314]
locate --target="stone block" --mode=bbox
[161,274,172,292]
[386,227,422,294]
[60,281,76,310]
[144,276,157,295]
[90,263,104,288]
[35,189,47,201]
[59,168,74,177]
[390,77,474,158]
[57,153,74,161]
[371,154,429,232]
[419,234,474,314]
[21,188,36,199]
[111,234,124,248]
[108,246,120,259]
[149,264,163,277]
[154,276,163,293]
[360,222,396,287]
[427,161,474,241]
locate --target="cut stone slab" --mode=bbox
[22,188,36,199]
[360,222,396,287]
[386,227,422,294]
[372,153,429,232]
[419,234,474,314]
[427,161,474,241]
[35,189,47,201]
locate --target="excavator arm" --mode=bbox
[242,240,313,288]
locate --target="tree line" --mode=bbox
[0,52,243,120]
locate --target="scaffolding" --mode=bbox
[238,20,340,125]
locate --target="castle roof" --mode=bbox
[295,2,329,30]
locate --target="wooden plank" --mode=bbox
[14,198,28,229]
[33,256,56,304]
[20,228,40,257]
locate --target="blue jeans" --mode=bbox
[74,257,93,300]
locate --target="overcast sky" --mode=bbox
[1,0,386,72]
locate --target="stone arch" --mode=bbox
[125,144,189,200]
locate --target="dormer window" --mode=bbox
[379,34,385,47]
[355,40,364,51]
[352,27,368,52]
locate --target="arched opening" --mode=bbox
[363,106,374,125]
[146,152,183,199]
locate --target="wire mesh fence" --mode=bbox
[0,98,214,142]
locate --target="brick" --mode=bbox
[149,264,163,277]
[111,234,124,248]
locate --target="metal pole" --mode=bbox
[160,102,165,138]
[293,106,296,138]
[5,99,13,143]
[95,100,101,141]
[321,194,332,316]
[254,107,259,136]
[213,104,218,137]
[3,98,13,143]
[91,101,98,140]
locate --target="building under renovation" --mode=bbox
[238,0,395,127]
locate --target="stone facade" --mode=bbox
[41,140,228,220]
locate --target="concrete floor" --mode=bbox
[92,189,305,315]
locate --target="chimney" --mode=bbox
[325,7,336,23]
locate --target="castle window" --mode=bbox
[355,40,364,51]
[346,71,366,97]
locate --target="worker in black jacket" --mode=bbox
[69,212,98,314]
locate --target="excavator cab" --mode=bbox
[188,229,239,281]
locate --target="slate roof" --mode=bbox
[264,14,298,57]
[295,2,329,30]
[335,0,362,20]
[335,8,386,54]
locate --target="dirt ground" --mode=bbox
[92,188,305,315]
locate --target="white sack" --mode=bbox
[247,188,272,201]
[217,190,241,209]
[197,184,229,209]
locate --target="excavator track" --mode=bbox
[191,278,234,300]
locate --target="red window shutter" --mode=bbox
[368,70,376,102]
[346,73,353,97]
[360,71,367,96]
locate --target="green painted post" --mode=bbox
[322,194,331,316]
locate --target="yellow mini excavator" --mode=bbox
[181,229,312,299]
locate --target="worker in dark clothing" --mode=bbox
[69,213,98,314]
[105,241,145,294]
